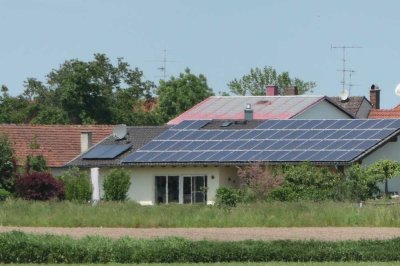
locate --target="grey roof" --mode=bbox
[66,126,170,167]
[200,120,264,130]
[329,96,371,118]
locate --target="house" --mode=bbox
[0,125,113,176]
[168,86,354,125]
[369,105,400,119]
[329,85,381,118]
[69,118,400,205]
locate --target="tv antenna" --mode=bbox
[348,69,356,96]
[157,49,175,80]
[331,45,362,93]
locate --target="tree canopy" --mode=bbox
[156,68,214,121]
[0,55,216,125]
[228,66,316,96]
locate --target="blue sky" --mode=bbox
[1,0,400,108]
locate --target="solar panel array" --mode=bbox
[83,144,132,159]
[122,119,400,164]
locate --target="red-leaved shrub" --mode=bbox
[16,172,64,200]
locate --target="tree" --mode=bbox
[0,134,18,193]
[156,68,214,121]
[227,66,316,96]
[368,160,400,196]
[6,54,159,125]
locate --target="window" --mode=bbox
[155,175,207,204]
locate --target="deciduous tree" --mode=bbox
[228,66,316,96]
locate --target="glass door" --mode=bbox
[182,175,207,204]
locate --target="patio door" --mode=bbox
[155,176,179,204]
[182,175,207,204]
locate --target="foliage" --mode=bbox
[3,231,400,263]
[2,54,162,125]
[368,160,400,196]
[237,162,284,201]
[156,68,214,121]
[0,134,18,193]
[215,187,240,208]
[15,172,64,200]
[0,188,10,201]
[227,66,316,96]
[25,155,48,174]
[269,163,341,201]
[103,169,131,201]
[333,164,380,201]
[59,168,92,203]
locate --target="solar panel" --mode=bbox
[83,144,132,159]
[122,119,400,165]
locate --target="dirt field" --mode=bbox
[1,226,400,241]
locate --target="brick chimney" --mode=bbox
[284,86,298,95]
[266,85,279,96]
[369,84,380,109]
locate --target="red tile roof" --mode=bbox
[0,125,113,167]
[168,96,330,125]
[368,105,400,118]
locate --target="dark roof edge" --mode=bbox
[321,97,355,118]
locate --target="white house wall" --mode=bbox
[361,137,400,193]
[97,166,224,205]
[295,101,351,119]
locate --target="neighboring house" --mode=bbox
[168,86,354,125]
[330,84,380,118]
[69,118,400,205]
[369,105,400,119]
[0,125,113,176]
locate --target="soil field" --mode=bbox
[1,226,400,241]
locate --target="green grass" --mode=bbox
[2,199,400,227]
[5,263,400,266]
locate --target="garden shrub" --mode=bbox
[103,168,131,201]
[0,188,10,201]
[59,167,92,203]
[16,172,64,200]
[269,163,341,201]
[2,231,400,263]
[25,155,48,173]
[0,134,18,193]
[237,162,283,201]
[215,187,240,208]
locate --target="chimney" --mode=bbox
[244,103,253,121]
[369,84,380,109]
[81,132,92,153]
[284,86,298,95]
[266,85,279,96]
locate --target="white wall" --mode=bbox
[295,101,352,119]
[362,138,400,193]
[98,166,221,205]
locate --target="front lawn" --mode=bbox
[1,199,400,227]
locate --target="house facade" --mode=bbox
[69,118,400,205]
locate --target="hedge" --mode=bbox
[1,231,400,263]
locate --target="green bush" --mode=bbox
[215,187,240,208]
[25,155,48,173]
[0,188,10,201]
[59,167,92,203]
[103,168,131,201]
[2,231,400,263]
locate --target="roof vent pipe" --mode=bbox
[244,103,253,121]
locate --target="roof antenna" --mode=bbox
[331,45,362,98]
